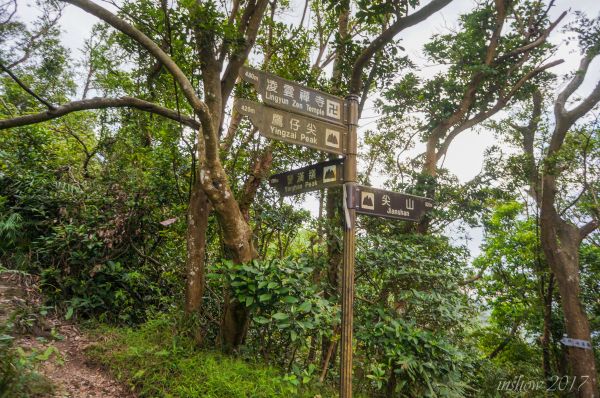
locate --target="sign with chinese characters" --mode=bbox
[240,66,345,126]
[349,186,433,222]
[235,98,346,155]
[269,158,344,196]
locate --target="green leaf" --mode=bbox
[133,369,146,379]
[297,320,314,330]
[254,316,270,325]
[259,293,272,302]
[245,296,254,307]
[271,312,289,321]
[282,296,299,304]
[65,307,74,320]
[298,301,312,312]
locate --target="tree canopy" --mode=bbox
[1,1,599,397]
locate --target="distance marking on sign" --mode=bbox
[240,66,345,126]
[236,98,347,155]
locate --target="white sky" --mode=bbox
[14,0,600,256]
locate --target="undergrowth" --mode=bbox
[0,322,55,398]
[85,314,338,398]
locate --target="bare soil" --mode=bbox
[0,271,135,398]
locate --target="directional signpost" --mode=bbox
[351,186,433,222]
[269,158,344,196]
[240,66,346,125]
[236,66,433,398]
[235,98,346,155]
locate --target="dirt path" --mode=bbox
[0,271,135,398]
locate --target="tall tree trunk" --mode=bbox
[540,206,598,397]
[325,188,343,291]
[220,291,250,351]
[321,187,342,366]
[213,191,257,350]
[184,181,209,314]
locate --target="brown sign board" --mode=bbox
[240,66,346,126]
[348,185,433,222]
[269,158,344,196]
[236,98,347,155]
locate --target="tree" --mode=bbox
[501,13,600,395]
[0,0,456,351]
[375,0,565,232]
[516,92,600,397]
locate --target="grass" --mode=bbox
[85,315,338,398]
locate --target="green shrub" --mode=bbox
[210,257,337,359]
[41,260,165,324]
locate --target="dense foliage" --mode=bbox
[1,0,599,397]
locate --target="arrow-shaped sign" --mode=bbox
[269,158,344,196]
[236,98,347,155]
[240,66,346,126]
[347,185,433,222]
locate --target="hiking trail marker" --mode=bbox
[235,98,346,155]
[237,67,433,398]
[269,158,344,196]
[240,66,346,125]
[349,186,433,222]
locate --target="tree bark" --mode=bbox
[533,45,600,397]
[385,366,398,397]
[185,181,209,315]
[539,204,598,397]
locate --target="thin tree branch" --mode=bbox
[579,219,599,241]
[61,0,207,117]
[350,0,453,94]
[0,97,200,130]
[220,0,269,103]
[0,62,56,110]
[459,265,489,286]
[8,9,63,69]
[435,59,563,161]
[552,51,600,155]
[555,55,594,116]
[129,236,163,268]
[0,0,17,25]
[494,11,566,65]
[560,132,592,216]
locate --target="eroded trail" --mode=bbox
[0,271,135,398]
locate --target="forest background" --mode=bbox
[1,0,600,397]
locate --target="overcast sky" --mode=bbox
[14,0,600,256]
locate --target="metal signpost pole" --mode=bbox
[236,67,432,397]
[340,94,359,398]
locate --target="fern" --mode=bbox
[53,181,83,195]
[0,212,23,242]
